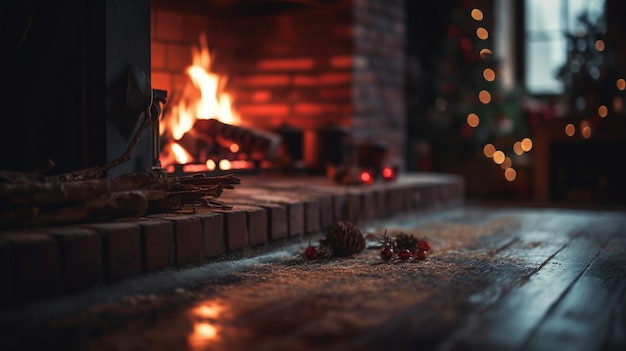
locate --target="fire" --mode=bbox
[159,32,241,170]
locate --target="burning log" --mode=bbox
[193,118,281,160]
[0,170,240,228]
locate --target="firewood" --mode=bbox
[193,118,281,160]
[0,170,240,228]
[0,172,175,207]
[0,190,150,228]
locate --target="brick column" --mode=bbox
[352,0,406,170]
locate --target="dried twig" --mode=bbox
[0,171,241,228]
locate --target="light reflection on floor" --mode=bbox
[187,301,227,350]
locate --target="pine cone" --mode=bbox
[325,221,365,257]
[394,232,418,252]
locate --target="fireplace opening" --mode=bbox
[156,32,283,176]
[151,0,407,180]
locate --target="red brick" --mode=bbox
[286,202,304,237]
[374,189,389,219]
[138,220,174,272]
[167,43,193,71]
[212,209,248,251]
[88,223,141,283]
[6,233,60,303]
[330,55,352,68]
[409,185,425,210]
[239,75,290,86]
[151,41,166,69]
[346,193,363,224]
[237,104,290,116]
[153,9,184,41]
[151,72,172,94]
[242,206,268,247]
[293,73,350,86]
[332,194,348,222]
[50,227,102,292]
[294,103,345,115]
[198,212,226,258]
[230,191,302,238]
[317,196,334,230]
[320,88,352,100]
[387,188,406,214]
[164,216,203,267]
[292,75,318,86]
[258,58,315,71]
[172,73,189,92]
[259,203,288,241]
[361,191,377,223]
[303,200,321,235]
[252,90,272,102]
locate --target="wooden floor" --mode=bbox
[0,205,625,351]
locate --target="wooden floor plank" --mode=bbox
[332,210,589,351]
[522,218,626,351]
[437,213,621,351]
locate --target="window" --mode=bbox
[524,0,605,94]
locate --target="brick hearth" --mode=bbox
[0,173,463,308]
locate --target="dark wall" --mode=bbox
[1,0,93,173]
[0,0,152,176]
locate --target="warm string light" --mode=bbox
[472,6,520,183]
[483,137,533,182]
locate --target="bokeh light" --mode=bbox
[492,150,505,164]
[483,68,495,81]
[500,156,512,170]
[467,113,480,127]
[476,27,489,40]
[580,120,592,139]
[504,168,517,182]
[614,96,624,112]
[565,123,575,137]
[479,48,492,59]
[471,8,484,21]
[479,90,491,104]
[483,143,495,158]
[521,138,533,152]
[595,40,605,52]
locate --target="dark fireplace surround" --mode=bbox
[1,0,407,177]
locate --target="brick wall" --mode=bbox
[151,0,406,170]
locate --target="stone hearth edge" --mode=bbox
[0,173,464,308]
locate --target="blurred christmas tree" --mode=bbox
[429,0,526,142]
[556,9,626,135]
[410,0,527,194]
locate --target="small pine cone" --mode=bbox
[325,221,366,257]
[394,232,418,252]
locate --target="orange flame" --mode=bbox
[160,32,240,167]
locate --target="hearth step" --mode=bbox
[0,173,463,309]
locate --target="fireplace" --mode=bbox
[151,0,407,177]
[0,1,470,308]
[0,0,406,180]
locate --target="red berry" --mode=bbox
[304,245,318,260]
[380,246,394,261]
[413,250,427,260]
[397,248,412,261]
[418,239,431,252]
